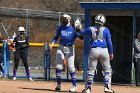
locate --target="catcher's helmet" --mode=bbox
[95,14,106,25]
[18,26,25,32]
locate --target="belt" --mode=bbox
[61,44,72,46]
[92,46,106,48]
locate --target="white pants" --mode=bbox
[88,47,112,89]
[56,44,75,72]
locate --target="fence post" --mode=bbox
[44,43,51,81]
[44,43,47,81]
[3,40,8,77]
[6,43,10,77]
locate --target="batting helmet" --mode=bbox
[95,14,106,25]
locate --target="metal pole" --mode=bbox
[26,9,29,36]
[83,9,90,81]
[3,40,8,77]
[58,12,61,26]
[131,13,136,85]
[1,22,10,39]
[44,43,47,81]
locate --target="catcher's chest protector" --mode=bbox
[90,26,105,40]
[17,35,26,43]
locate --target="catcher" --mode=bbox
[78,14,114,93]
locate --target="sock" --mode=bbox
[105,78,109,88]
[86,74,94,90]
[56,69,62,85]
[13,68,17,77]
[0,65,4,74]
[26,68,30,78]
[70,72,76,87]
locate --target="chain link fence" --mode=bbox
[9,46,45,80]
[0,7,84,81]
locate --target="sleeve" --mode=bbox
[105,28,113,54]
[26,36,29,47]
[11,37,17,48]
[79,27,91,35]
[76,32,84,40]
[51,27,60,44]
[134,39,140,52]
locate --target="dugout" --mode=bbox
[80,2,140,84]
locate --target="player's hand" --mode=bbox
[109,54,113,60]
[49,43,54,50]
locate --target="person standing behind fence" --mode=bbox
[11,26,33,81]
[133,32,140,86]
[49,14,83,92]
[77,14,114,93]
[0,33,4,77]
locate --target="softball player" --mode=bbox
[49,14,83,92]
[11,26,33,81]
[79,14,114,93]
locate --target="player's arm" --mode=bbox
[78,27,91,35]
[134,39,140,52]
[49,28,60,49]
[25,36,29,48]
[76,32,84,40]
[11,37,17,48]
[105,28,113,60]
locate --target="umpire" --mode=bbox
[11,26,33,81]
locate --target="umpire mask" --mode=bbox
[20,32,25,35]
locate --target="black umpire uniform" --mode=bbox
[12,26,33,81]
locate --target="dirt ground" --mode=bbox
[0,79,140,93]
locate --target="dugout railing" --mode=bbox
[1,41,84,81]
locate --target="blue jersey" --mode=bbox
[52,25,82,46]
[80,26,113,54]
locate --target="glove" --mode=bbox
[73,17,82,32]
[11,43,15,48]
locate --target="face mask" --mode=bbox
[62,18,69,26]
[19,32,25,35]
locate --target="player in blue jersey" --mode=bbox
[80,14,114,93]
[49,14,83,92]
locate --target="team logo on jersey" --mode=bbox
[61,30,72,36]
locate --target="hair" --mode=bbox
[135,32,140,38]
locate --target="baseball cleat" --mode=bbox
[104,87,115,93]
[28,77,34,81]
[0,74,4,78]
[13,77,17,80]
[55,84,61,91]
[82,89,91,93]
[69,86,77,92]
